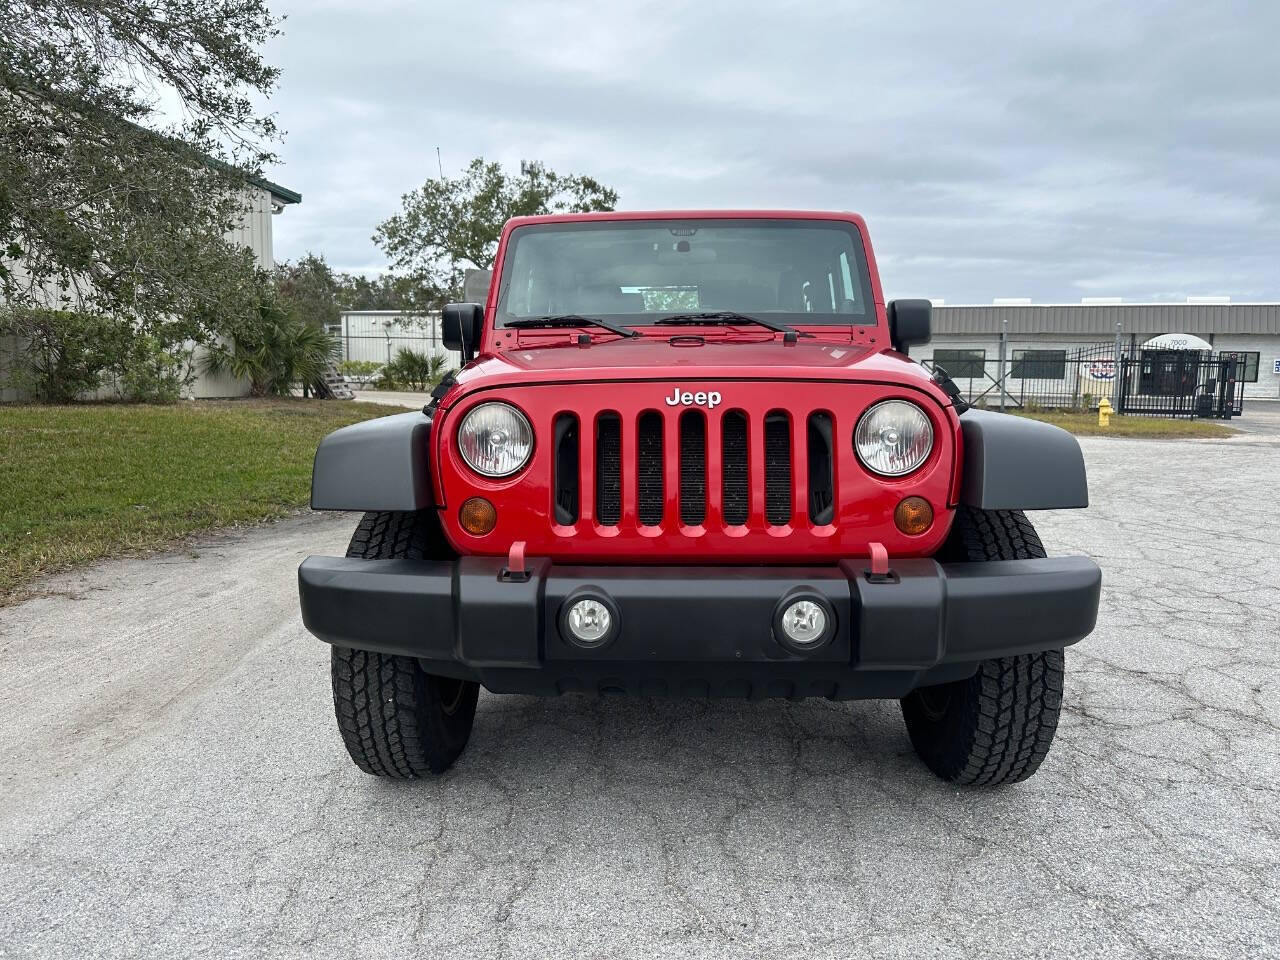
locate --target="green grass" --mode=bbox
[0,399,394,602]
[1011,410,1240,438]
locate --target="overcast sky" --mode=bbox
[262,0,1280,303]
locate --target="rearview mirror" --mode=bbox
[887,299,932,355]
[442,302,483,364]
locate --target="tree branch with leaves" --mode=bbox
[1,0,282,332]
[373,158,618,307]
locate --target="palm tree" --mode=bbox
[203,299,338,396]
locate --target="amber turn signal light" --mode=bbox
[459,497,497,536]
[894,496,933,535]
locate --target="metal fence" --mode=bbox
[1117,352,1244,419]
[327,315,462,388]
[922,343,1119,412]
[335,332,456,367]
[923,342,1245,419]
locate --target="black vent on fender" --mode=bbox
[679,411,706,526]
[721,411,749,525]
[764,412,791,526]
[637,412,664,526]
[807,412,834,525]
[553,414,579,524]
[596,413,621,526]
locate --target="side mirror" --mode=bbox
[442,302,483,364]
[887,299,932,355]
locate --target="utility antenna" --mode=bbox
[436,147,444,179]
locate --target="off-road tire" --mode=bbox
[330,510,478,778]
[901,507,1066,786]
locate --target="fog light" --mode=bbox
[773,592,835,653]
[459,497,497,535]
[560,594,619,648]
[894,496,933,535]
[780,600,827,645]
[567,599,611,643]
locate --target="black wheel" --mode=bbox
[901,507,1066,786]
[330,511,478,778]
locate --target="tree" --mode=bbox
[374,158,617,306]
[1,0,281,331]
[203,275,339,397]
[275,253,341,329]
[333,270,434,313]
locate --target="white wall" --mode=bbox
[189,186,280,398]
[226,186,276,270]
[1214,334,1280,400]
[335,312,459,368]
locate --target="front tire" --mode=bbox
[901,507,1066,786]
[330,511,478,778]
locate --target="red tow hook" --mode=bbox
[865,542,896,583]
[499,540,531,583]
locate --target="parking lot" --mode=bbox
[2,422,1277,959]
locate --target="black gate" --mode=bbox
[1117,352,1244,419]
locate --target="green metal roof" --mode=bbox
[249,175,301,206]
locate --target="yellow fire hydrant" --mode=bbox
[1098,396,1113,428]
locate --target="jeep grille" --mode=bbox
[552,406,836,531]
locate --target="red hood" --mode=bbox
[444,336,949,408]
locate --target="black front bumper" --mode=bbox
[297,554,1101,700]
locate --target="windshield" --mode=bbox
[495,219,875,326]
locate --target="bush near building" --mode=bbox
[0,308,192,403]
[0,271,340,403]
[375,348,454,391]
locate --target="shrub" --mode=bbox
[203,293,339,396]
[376,349,453,391]
[339,359,383,381]
[117,336,191,403]
[0,308,129,402]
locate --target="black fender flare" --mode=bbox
[310,411,434,512]
[958,409,1088,510]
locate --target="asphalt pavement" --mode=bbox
[1,428,1277,959]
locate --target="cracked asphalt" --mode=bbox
[2,423,1278,959]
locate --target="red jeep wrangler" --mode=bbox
[299,211,1100,786]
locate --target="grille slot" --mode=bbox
[595,414,621,526]
[553,414,579,524]
[637,412,664,526]
[721,411,749,525]
[807,413,834,524]
[764,412,792,526]
[679,412,706,526]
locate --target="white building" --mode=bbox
[918,300,1280,402]
[191,176,301,398]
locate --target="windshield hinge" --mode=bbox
[930,366,970,413]
[423,372,458,416]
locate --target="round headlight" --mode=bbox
[854,400,934,477]
[457,402,534,478]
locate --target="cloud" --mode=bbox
[264,0,1280,301]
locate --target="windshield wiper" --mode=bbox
[654,311,809,342]
[506,314,640,338]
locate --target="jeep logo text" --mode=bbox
[665,388,722,409]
